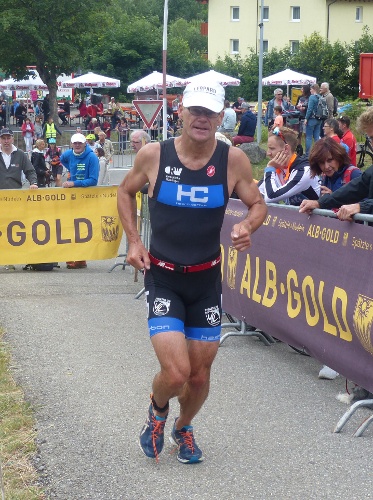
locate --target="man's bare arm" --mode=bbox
[228,147,267,251]
[117,143,160,269]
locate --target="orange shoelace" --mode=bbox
[178,429,195,452]
[151,414,166,463]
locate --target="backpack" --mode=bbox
[333,96,339,116]
[342,165,359,185]
[314,95,329,120]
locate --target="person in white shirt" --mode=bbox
[217,99,236,133]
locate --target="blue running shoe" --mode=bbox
[169,418,204,464]
[139,405,167,462]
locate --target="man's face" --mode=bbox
[98,134,105,143]
[131,135,143,153]
[320,85,328,95]
[180,106,223,142]
[72,141,86,154]
[0,134,14,150]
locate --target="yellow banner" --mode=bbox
[0,186,123,264]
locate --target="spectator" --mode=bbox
[45,138,63,187]
[270,106,284,130]
[217,99,236,134]
[95,147,107,185]
[304,83,322,156]
[34,100,41,118]
[31,139,50,187]
[60,133,99,269]
[87,117,98,134]
[172,94,182,122]
[130,130,151,154]
[76,98,88,122]
[337,115,357,166]
[232,96,244,121]
[59,100,71,126]
[300,106,373,220]
[116,118,129,153]
[265,89,290,128]
[15,100,27,127]
[43,117,62,145]
[21,117,35,153]
[232,103,257,146]
[322,118,349,153]
[41,94,50,124]
[0,128,38,270]
[319,82,334,137]
[34,116,43,140]
[295,85,311,153]
[86,133,97,151]
[94,131,114,165]
[259,126,320,205]
[102,117,111,139]
[302,137,361,380]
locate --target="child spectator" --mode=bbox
[271,106,284,130]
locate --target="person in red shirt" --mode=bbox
[337,115,357,166]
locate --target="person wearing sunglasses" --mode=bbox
[264,88,290,128]
[259,126,320,205]
[117,79,267,465]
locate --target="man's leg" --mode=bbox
[177,340,219,428]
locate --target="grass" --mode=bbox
[0,328,45,500]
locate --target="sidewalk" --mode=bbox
[1,258,372,499]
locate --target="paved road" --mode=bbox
[1,254,372,500]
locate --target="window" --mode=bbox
[263,40,269,53]
[291,6,300,22]
[356,7,363,22]
[263,6,269,21]
[290,40,299,54]
[231,7,240,21]
[231,39,239,54]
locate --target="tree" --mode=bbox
[0,0,111,119]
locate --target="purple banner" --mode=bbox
[221,200,373,393]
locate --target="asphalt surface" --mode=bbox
[1,246,373,500]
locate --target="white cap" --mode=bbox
[183,79,225,113]
[71,133,86,144]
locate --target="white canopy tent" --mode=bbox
[0,70,48,91]
[262,68,316,96]
[127,71,184,93]
[61,72,120,91]
[182,69,241,87]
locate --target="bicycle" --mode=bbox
[356,134,373,170]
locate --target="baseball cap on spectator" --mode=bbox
[183,80,225,113]
[71,133,86,143]
[241,102,250,109]
[48,138,56,144]
[0,128,14,136]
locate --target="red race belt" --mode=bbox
[148,253,221,273]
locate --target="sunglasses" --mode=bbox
[186,106,220,118]
[272,127,288,144]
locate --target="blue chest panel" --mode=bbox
[157,181,224,208]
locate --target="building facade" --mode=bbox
[206,0,373,63]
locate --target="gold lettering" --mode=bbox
[287,269,301,318]
[302,276,319,327]
[262,260,277,308]
[252,257,262,303]
[240,254,251,298]
[318,281,337,336]
[332,287,352,341]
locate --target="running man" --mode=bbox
[117,80,267,464]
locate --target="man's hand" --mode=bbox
[231,222,252,252]
[336,203,360,221]
[62,181,74,188]
[127,241,151,271]
[299,199,320,214]
[29,184,38,190]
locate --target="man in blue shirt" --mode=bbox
[232,102,257,146]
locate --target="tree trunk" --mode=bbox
[36,65,59,123]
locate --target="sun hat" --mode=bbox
[70,133,86,143]
[183,79,225,113]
